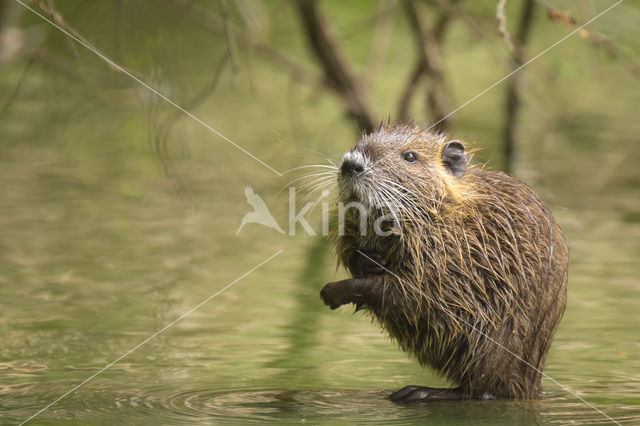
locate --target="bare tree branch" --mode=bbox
[397,60,425,121]
[178,0,315,84]
[397,0,458,122]
[152,51,230,197]
[430,0,458,44]
[0,0,12,29]
[398,0,454,130]
[295,0,375,133]
[496,0,515,53]
[1,1,86,82]
[34,0,121,72]
[219,0,239,85]
[502,0,535,173]
[366,0,396,87]
[536,0,640,79]
[0,57,34,120]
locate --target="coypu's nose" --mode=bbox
[341,159,365,177]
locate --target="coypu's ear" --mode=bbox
[442,141,466,177]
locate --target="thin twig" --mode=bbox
[36,0,119,72]
[496,0,515,53]
[535,0,640,78]
[153,51,231,197]
[0,56,34,120]
[178,0,314,84]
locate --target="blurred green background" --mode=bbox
[0,0,638,424]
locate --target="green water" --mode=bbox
[1,1,639,424]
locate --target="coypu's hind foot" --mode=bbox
[389,386,464,402]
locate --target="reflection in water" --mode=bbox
[267,235,329,372]
[9,385,633,425]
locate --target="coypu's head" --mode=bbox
[338,123,472,220]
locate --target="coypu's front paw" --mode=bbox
[320,281,352,309]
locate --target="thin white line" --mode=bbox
[429,0,624,130]
[356,250,621,425]
[14,0,282,177]
[19,250,283,425]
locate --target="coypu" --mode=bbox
[320,123,568,401]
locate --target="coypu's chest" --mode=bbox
[338,170,561,291]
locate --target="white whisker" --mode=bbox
[281,164,338,174]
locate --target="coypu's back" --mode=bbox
[335,123,568,399]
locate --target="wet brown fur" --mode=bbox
[334,123,568,399]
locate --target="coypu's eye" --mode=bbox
[403,152,418,163]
